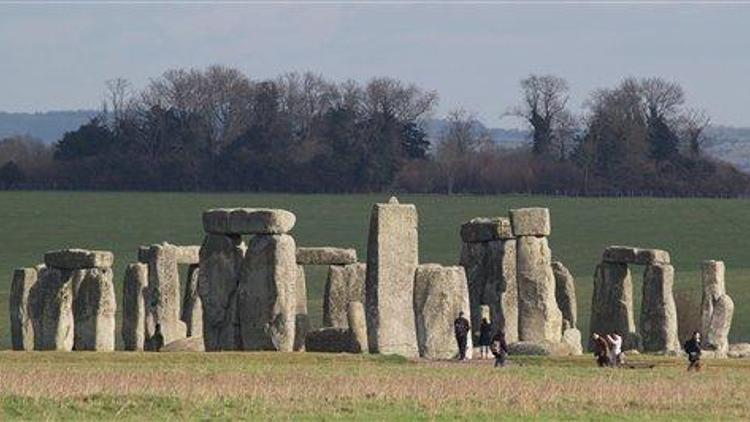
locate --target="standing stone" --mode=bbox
[238,234,297,351]
[365,197,419,357]
[181,264,203,338]
[72,267,116,351]
[516,236,562,343]
[701,260,733,356]
[199,234,245,351]
[144,244,187,348]
[323,263,366,328]
[589,262,638,350]
[294,265,309,351]
[10,268,38,350]
[552,261,577,328]
[30,267,74,351]
[562,327,583,355]
[707,295,734,357]
[460,239,518,343]
[413,264,472,359]
[123,263,148,351]
[347,301,368,353]
[640,264,679,353]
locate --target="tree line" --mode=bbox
[0,66,747,196]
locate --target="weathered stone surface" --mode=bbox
[701,260,726,299]
[181,264,203,338]
[198,233,245,351]
[294,265,309,351]
[203,208,296,235]
[122,263,148,351]
[552,261,577,329]
[728,343,750,358]
[589,262,639,350]
[238,234,297,351]
[30,267,74,351]
[160,336,206,352]
[323,263,366,328]
[640,264,680,353]
[516,236,562,343]
[10,268,37,350]
[175,246,201,265]
[413,264,472,359]
[700,260,732,357]
[72,267,116,351]
[602,246,670,265]
[707,295,734,357]
[460,239,518,343]
[480,305,491,322]
[305,328,357,353]
[460,217,514,243]
[143,243,186,349]
[507,340,574,356]
[44,249,113,270]
[365,199,419,357]
[296,247,357,265]
[347,301,368,353]
[509,208,550,236]
[562,327,583,355]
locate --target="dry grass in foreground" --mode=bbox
[0,351,749,420]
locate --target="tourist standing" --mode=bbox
[606,332,624,367]
[454,311,471,361]
[491,329,509,367]
[684,331,702,371]
[592,333,610,367]
[478,317,493,359]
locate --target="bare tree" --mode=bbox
[678,109,711,157]
[435,109,490,194]
[364,77,438,123]
[104,78,132,127]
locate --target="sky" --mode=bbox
[0,2,749,127]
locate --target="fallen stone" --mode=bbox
[238,234,297,351]
[516,236,562,343]
[509,208,551,237]
[552,261,577,329]
[562,328,583,355]
[72,267,116,351]
[296,247,357,265]
[198,233,245,351]
[324,263,367,328]
[30,267,74,351]
[640,264,680,353]
[305,328,357,353]
[413,264,472,359]
[507,340,574,356]
[728,343,750,358]
[44,249,113,270]
[347,301,368,353]
[294,265,309,352]
[10,268,37,350]
[203,208,296,235]
[160,336,206,352]
[365,198,419,357]
[122,263,148,351]
[589,262,639,351]
[181,264,203,338]
[460,217,514,243]
[460,239,518,343]
[143,243,186,348]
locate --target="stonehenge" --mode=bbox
[701,260,734,357]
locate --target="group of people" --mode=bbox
[591,332,624,367]
[453,312,509,367]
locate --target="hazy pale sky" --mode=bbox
[1,2,749,127]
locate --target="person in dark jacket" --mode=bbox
[592,333,610,367]
[478,318,493,359]
[491,329,509,367]
[684,331,702,371]
[454,311,471,361]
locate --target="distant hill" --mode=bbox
[703,126,750,172]
[0,110,98,143]
[424,118,529,149]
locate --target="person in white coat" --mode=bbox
[606,332,624,367]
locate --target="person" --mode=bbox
[453,311,471,361]
[592,333,610,367]
[684,331,702,371]
[606,332,624,367]
[490,329,509,367]
[478,317,493,359]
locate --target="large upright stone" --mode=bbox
[199,233,245,351]
[413,264,472,359]
[44,249,114,270]
[296,247,357,265]
[10,268,38,350]
[294,265,309,351]
[203,208,296,235]
[347,301,369,353]
[122,263,148,351]
[459,239,517,343]
[516,236,562,342]
[640,264,679,353]
[510,208,551,237]
[181,264,203,338]
[589,262,638,350]
[552,261,577,329]
[323,263,366,328]
[238,234,297,351]
[701,260,733,356]
[143,243,186,348]
[365,197,419,357]
[72,267,116,351]
[30,267,74,351]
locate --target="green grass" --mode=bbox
[2,191,750,349]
